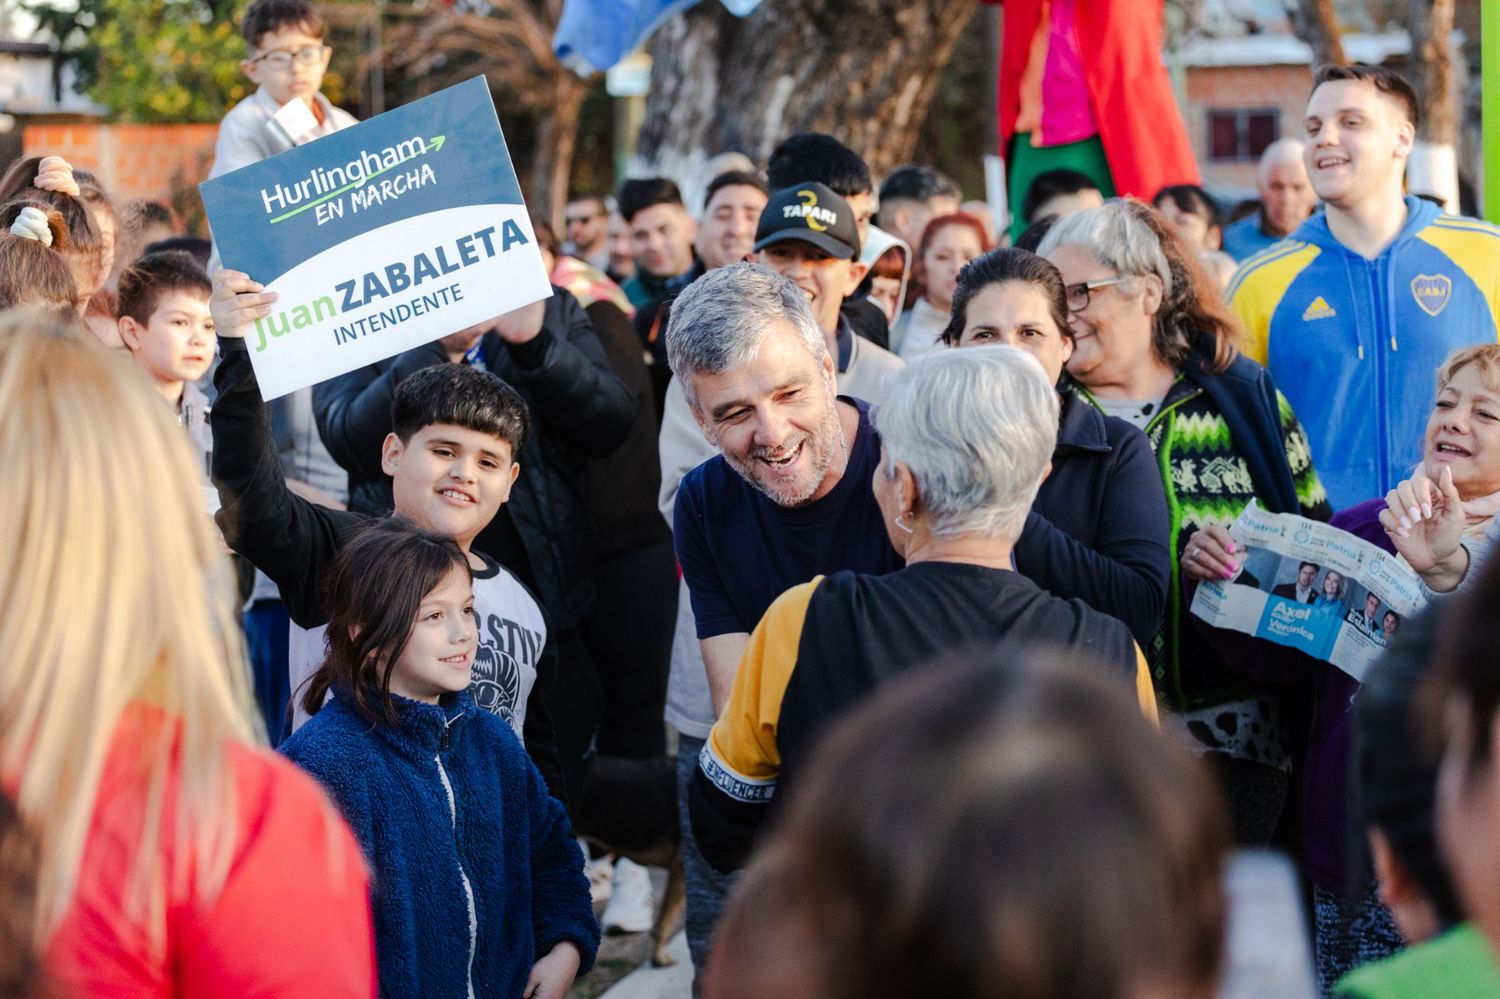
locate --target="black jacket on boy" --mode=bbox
[313,289,635,631]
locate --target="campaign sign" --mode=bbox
[200,76,551,399]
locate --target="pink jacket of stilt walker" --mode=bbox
[991,0,1201,198]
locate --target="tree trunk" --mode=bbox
[378,0,585,229]
[634,0,976,202]
[1406,0,1458,208]
[531,71,590,234]
[1298,0,1347,67]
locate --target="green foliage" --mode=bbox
[27,0,250,122]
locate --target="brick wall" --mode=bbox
[21,122,219,221]
[1184,64,1312,191]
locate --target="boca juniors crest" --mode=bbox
[1411,273,1453,317]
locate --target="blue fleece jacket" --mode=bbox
[1228,197,1500,508]
[281,689,598,998]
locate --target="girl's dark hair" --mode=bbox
[301,519,471,724]
[940,248,1071,348]
[706,650,1229,999]
[1355,608,1465,930]
[906,211,993,310]
[0,200,78,311]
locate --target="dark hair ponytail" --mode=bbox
[301,518,471,724]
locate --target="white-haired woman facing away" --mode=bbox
[0,313,374,996]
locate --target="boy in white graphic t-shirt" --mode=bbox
[207,277,566,801]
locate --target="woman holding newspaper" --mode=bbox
[1183,342,1500,990]
[1036,199,1331,853]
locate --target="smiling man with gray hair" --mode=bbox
[662,261,904,979]
[668,261,901,712]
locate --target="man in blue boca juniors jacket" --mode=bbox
[1229,64,1500,510]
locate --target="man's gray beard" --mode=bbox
[729,386,845,508]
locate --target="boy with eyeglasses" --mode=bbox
[206,0,356,744]
[208,0,355,184]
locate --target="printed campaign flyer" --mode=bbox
[200,76,552,399]
[1189,501,1426,683]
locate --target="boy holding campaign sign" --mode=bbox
[208,266,568,795]
[210,266,598,996]
[208,0,358,745]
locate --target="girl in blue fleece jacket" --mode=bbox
[280,519,599,998]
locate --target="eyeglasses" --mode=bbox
[1064,275,1130,313]
[250,45,329,70]
[565,213,601,227]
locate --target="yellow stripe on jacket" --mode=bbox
[704,577,823,796]
[1134,643,1159,726]
[1227,242,1321,365]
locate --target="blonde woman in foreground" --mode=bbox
[0,313,374,996]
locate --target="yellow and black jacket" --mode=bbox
[689,561,1156,872]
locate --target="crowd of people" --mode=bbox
[3,0,1500,996]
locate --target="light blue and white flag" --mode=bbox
[553,0,762,76]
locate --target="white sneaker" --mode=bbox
[585,853,614,906]
[600,857,654,934]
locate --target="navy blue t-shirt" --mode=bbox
[673,397,902,639]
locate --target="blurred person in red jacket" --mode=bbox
[0,313,374,997]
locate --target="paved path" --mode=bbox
[567,865,691,999]
[596,932,692,999]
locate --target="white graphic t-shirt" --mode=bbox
[287,552,546,735]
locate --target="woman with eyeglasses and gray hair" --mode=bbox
[688,346,1156,873]
[1037,199,1332,848]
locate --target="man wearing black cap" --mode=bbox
[751,181,902,403]
[659,185,903,539]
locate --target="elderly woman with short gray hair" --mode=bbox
[688,345,1156,873]
[1038,198,1331,846]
